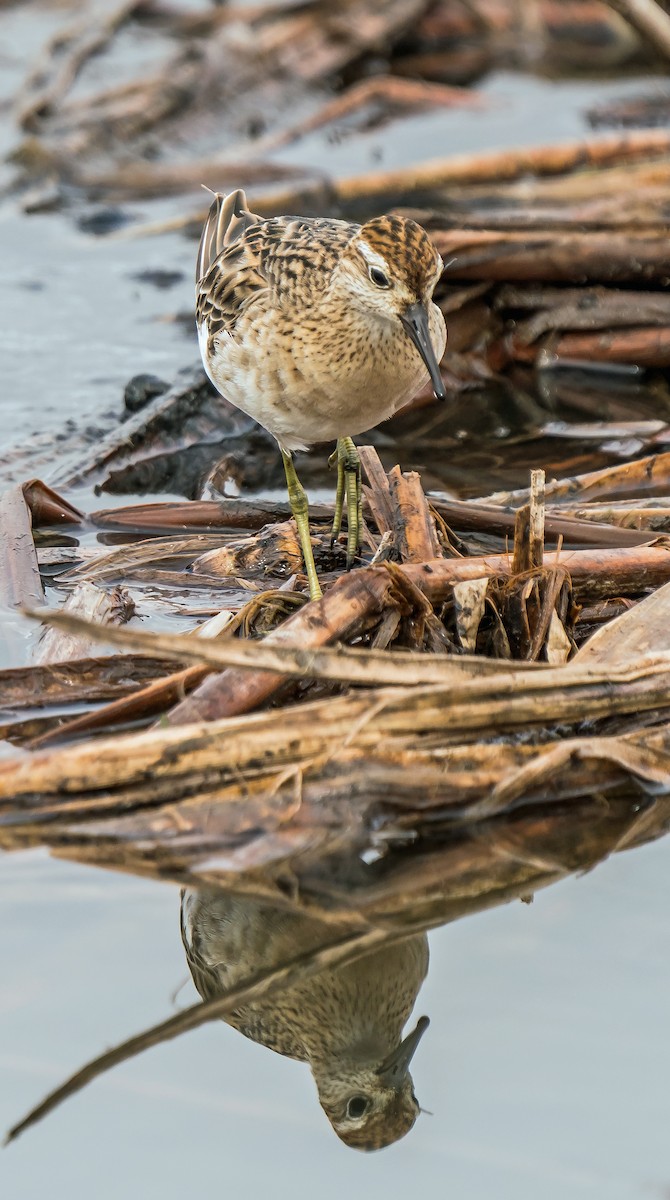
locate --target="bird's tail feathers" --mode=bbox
[196,187,261,283]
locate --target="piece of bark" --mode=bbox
[22,480,85,528]
[453,577,488,652]
[191,521,303,579]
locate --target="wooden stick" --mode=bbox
[529,470,546,570]
[358,446,395,534]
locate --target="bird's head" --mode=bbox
[313,1015,430,1151]
[338,214,446,400]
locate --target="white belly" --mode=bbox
[198,303,446,452]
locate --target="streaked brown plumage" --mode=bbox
[181,888,430,1151]
[195,189,447,598]
[196,191,445,451]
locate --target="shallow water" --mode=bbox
[1,839,669,1198]
[1,11,670,1194]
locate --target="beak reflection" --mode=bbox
[375,1016,430,1088]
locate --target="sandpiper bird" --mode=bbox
[181,888,430,1150]
[196,189,447,600]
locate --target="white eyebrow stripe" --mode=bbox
[356,240,391,275]
[432,255,444,288]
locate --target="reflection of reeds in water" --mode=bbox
[5,785,666,1147]
[181,888,429,1150]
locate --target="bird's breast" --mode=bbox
[200,301,445,449]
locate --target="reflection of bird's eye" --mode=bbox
[347,1095,369,1119]
[369,266,390,289]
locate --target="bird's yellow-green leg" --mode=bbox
[281,448,322,602]
[330,437,361,568]
[329,445,345,549]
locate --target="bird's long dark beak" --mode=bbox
[375,1016,430,1087]
[400,303,446,401]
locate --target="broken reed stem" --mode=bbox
[387,465,442,562]
[530,469,546,569]
[512,469,546,574]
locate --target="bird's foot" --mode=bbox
[330,437,361,569]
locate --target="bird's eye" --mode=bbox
[368,266,390,289]
[346,1095,369,1119]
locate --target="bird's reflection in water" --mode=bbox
[180,888,429,1150]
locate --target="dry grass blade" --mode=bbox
[21,603,548,687]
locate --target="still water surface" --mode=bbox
[1,840,669,1198]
